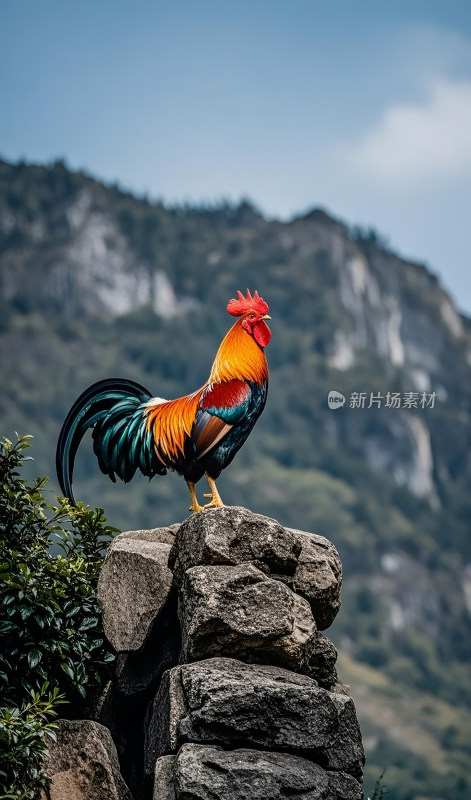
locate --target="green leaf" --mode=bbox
[103,652,116,662]
[79,616,99,631]
[86,637,104,651]
[60,662,75,680]
[2,595,15,606]
[64,604,81,617]
[20,605,34,620]
[27,649,43,669]
[0,620,17,633]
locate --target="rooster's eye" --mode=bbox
[249,313,255,319]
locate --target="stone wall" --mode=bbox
[43,507,364,800]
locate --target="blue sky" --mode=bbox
[1,1,471,312]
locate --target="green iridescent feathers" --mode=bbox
[56,378,164,504]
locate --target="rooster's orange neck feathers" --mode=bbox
[145,317,268,463]
[208,317,268,386]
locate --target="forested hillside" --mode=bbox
[0,158,470,799]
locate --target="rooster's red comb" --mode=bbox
[226,289,269,317]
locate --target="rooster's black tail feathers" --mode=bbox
[56,378,164,504]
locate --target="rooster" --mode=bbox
[56,290,271,513]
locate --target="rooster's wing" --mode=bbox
[192,380,251,459]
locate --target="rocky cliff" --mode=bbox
[42,507,364,800]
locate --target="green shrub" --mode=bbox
[0,435,117,798]
[0,684,65,800]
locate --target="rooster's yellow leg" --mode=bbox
[203,474,224,508]
[187,481,204,513]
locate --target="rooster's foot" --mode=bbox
[186,480,204,514]
[203,494,224,509]
[203,474,224,509]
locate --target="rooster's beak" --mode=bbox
[262,314,272,320]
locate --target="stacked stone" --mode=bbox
[43,507,364,800]
[43,523,180,800]
[150,507,364,799]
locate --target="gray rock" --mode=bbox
[308,632,338,687]
[331,682,351,697]
[90,679,114,723]
[170,507,341,630]
[113,589,180,695]
[116,524,180,546]
[322,696,365,780]
[326,771,363,799]
[179,563,317,672]
[145,664,186,773]
[153,756,177,800]
[152,747,363,800]
[42,719,132,800]
[163,744,331,800]
[170,506,300,584]
[284,528,342,630]
[146,658,364,780]
[98,538,173,651]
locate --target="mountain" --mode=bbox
[0,157,470,799]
